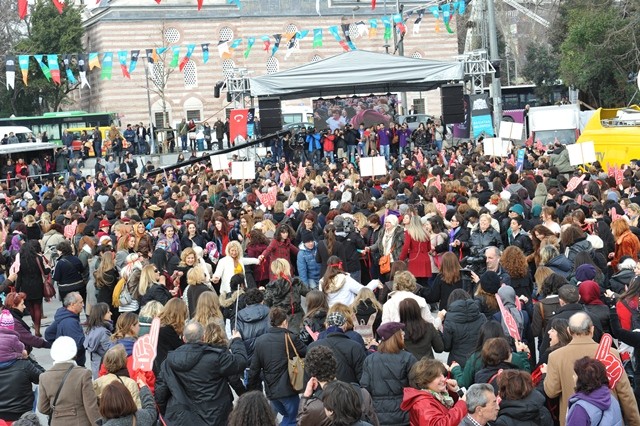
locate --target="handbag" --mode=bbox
[379,254,391,275]
[354,313,377,343]
[37,258,56,300]
[119,284,133,306]
[285,332,304,392]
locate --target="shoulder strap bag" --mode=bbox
[48,365,74,425]
[285,332,305,392]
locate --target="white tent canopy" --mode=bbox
[250,50,465,100]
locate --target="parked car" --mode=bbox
[397,114,434,131]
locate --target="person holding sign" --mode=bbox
[543,312,640,426]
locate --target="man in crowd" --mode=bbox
[44,292,86,367]
[460,383,500,426]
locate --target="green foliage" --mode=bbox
[559,4,637,107]
[12,0,84,114]
[521,42,560,103]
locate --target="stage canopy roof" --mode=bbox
[249,50,464,100]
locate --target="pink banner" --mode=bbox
[496,293,521,341]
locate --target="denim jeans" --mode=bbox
[324,150,334,162]
[181,134,188,151]
[436,139,443,151]
[358,142,366,157]
[271,395,299,426]
[347,145,357,163]
[380,144,390,160]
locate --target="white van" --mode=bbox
[0,126,38,144]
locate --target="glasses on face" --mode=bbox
[154,269,160,273]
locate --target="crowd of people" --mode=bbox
[1,128,640,426]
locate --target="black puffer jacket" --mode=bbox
[140,283,173,307]
[360,350,417,426]
[307,331,367,383]
[443,299,487,367]
[0,359,44,421]
[475,361,521,392]
[469,227,503,251]
[248,327,307,400]
[236,303,270,360]
[336,231,366,274]
[494,390,553,426]
[299,309,327,345]
[155,340,247,426]
[565,237,592,264]
[545,254,572,278]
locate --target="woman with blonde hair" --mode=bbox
[382,270,441,329]
[351,287,383,338]
[93,344,141,408]
[115,233,136,272]
[212,240,260,294]
[175,247,198,293]
[133,221,153,259]
[138,301,164,336]
[185,265,214,318]
[264,258,309,332]
[399,215,432,287]
[139,264,174,307]
[260,219,276,239]
[299,290,328,345]
[95,251,119,320]
[193,291,226,332]
[153,298,188,375]
[611,218,640,271]
[319,255,381,307]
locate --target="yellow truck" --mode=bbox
[576,105,640,169]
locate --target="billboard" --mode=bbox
[312,94,399,131]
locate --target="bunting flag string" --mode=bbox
[18,55,29,85]
[413,9,424,34]
[89,52,101,70]
[271,34,282,56]
[117,51,130,79]
[129,50,140,74]
[78,54,89,88]
[368,19,378,38]
[328,26,349,51]
[381,16,392,41]
[6,56,15,90]
[341,24,356,50]
[18,0,27,19]
[34,55,51,81]
[63,55,77,84]
[355,21,368,38]
[145,49,155,74]
[169,46,180,68]
[244,37,255,59]
[218,40,231,59]
[201,43,210,63]
[261,35,271,52]
[179,44,195,71]
[101,52,113,80]
[51,0,64,14]
[284,34,297,60]
[47,54,61,85]
[393,13,406,35]
[312,29,323,48]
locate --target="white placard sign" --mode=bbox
[210,154,228,171]
[483,138,510,157]
[499,121,524,140]
[567,141,596,166]
[256,147,268,157]
[231,161,256,180]
[359,156,387,177]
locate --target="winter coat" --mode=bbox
[93,373,141,407]
[494,390,553,426]
[212,255,260,295]
[307,331,367,383]
[246,243,270,283]
[544,254,572,278]
[316,239,347,277]
[566,385,623,426]
[399,232,432,278]
[361,350,417,426]
[612,230,640,271]
[38,363,101,426]
[423,276,470,311]
[564,237,592,264]
[53,255,85,290]
[219,289,246,327]
[261,238,299,273]
[153,325,183,376]
[336,231,366,274]
[532,183,548,208]
[44,307,86,367]
[8,308,50,353]
[248,327,307,400]
[264,276,309,331]
[404,323,445,361]
[101,386,157,426]
[469,227,503,251]
[399,387,467,426]
[354,300,382,337]
[183,283,212,318]
[373,226,405,263]
[549,146,574,174]
[15,255,47,301]
[320,273,379,307]
[297,385,379,426]
[155,340,248,426]
[475,361,524,392]
[83,322,113,379]
[140,283,173,307]
[297,242,321,286]
[236,303,270,360]
[531,295,560,338]
[299,309,327,346]
[0,328,24,363]
[442,299,487,367]
[382,291,440,329]
[451,350,530,389]
[610,269,635,294]
[0,358,44,421]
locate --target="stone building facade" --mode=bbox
[72,0,460,128]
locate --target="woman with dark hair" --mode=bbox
[474,338,530,391]
[320,256,381,307]
[527,225,557,268]
[99,379,157,426]
[245,229,270,288]
[615,276,640,331]
[425,215,448,285]
[494,370,552,426]
[15,239,49,336]
[446,212,471,259]
[611,218,640,272]
[531,272,567,339]
[361,322,417,425]
[53,240,86,304]
[155,223,181,254]
[259,223,299,277]
[424,252,471,311]
[180,220,206,249]
[321,380,369,426]
[400,298,444,360]
[443,289,487,368]
[569,251,607,289]
[316,224,346,277]
[560,225,592,264]
[295,211,323,245]
[84,302,113,379]
[566,357,623,425]
[228,391,277,426]
[400,358,468,426]
[149,248,180,283]
[299,290,329,345]
[538,318,571,366]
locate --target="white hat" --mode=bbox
[311,198,320,208]
[330,200,339,209]
[619,257,637,271]
[51,336,77,362]
[500,190,511,201]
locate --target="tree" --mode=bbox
[521,41,560,104]
[0,0,29,116]
[12,0,84,114]
[144,23,177,130]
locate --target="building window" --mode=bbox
[183,60,197,89]
[151,62,165,87]
[164,28,180,43]
[266,57,279,74]
[222,59,236,78]
[285,24,298,34]
[154,112,166,129]
[411,52,423,59]
[186,110,201,121]
[219,27,234,42]
[311,55,322,62]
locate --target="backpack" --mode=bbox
[620,299,640,331]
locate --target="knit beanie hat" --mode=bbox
[480,271,501,295]
[326,312,346,327]
[0,309,14,330]
[575,264,597,282]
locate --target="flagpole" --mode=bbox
[143,57,156,154]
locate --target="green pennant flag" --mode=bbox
[244,37,255,59]
[101,52,113,80]
[170,46,180,68]
[33,55,52,80]
[313,28,323,48]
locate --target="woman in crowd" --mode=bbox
[183,265,213,317]
[115,234,136,272]
[155,223,180,254]
[400,358,468,426]
[2,291,51,353]
[213,241,260,295]
[98,379,157,426]
[299,290,328,345]
[399,215,432,287]
[93,344,141,407]
[561,225,592,264]
[153,298,187,375]
[228,391,277,426]
[174,247,198,292]
[425,215,448,285]
[361,322,417,425]
[538,317,571,366]
[566,357,623,425]
[531,273,567,340]
[181,220,207,249]
[84,302,113,380]
[501,246,533,300]
[470,213,503,252]
[316,224,346,277]
[383,270,440,329]
[443,288,487,368]
[370,215,404,281]
[139,300,164,336]
[320,256,381,307]
[264,258,309,332]
[579,278,610,334]
[321,380,371,426]
[15,240,49,336]
[494,370,552,425]
[351,288,383,339]
[134,221,154,258]
[400,298,444,360]
[615,276,640,331]
[95,250,120,320]
[473,271,501,318]
[138,264,174,307]
[611,218,640,271]
[539,245,572,278]
[259,224,299,273]
[295,211,323,245]
[52,240,86,303]
[245,229,271,288]
[193,291,226,332]
[474,337,530,390]
[424,252,470,311]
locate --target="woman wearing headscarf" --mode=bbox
[492,285,527,343]
[371,215,404,281]
[579,278,610,334]
[155,223,181,254]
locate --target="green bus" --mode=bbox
[0,111,119,144]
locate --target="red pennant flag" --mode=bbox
[178,57,188,71]
[120,64,130,79]
[535,139,544,152]
[197,0,203,10]
[18,0,27,18]
[263,40,271,51]
[371,0,376,9]
[51,0,64,13]
[338,40,349,51]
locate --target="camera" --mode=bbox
[460,247,488,274]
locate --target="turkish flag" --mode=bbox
[229,109,249,144]
[18,0,27,19]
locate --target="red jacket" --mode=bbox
[400,387,467,426]
[246,242,269,282]
[399,232,432,278]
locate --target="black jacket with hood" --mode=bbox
[443,298,487,367]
